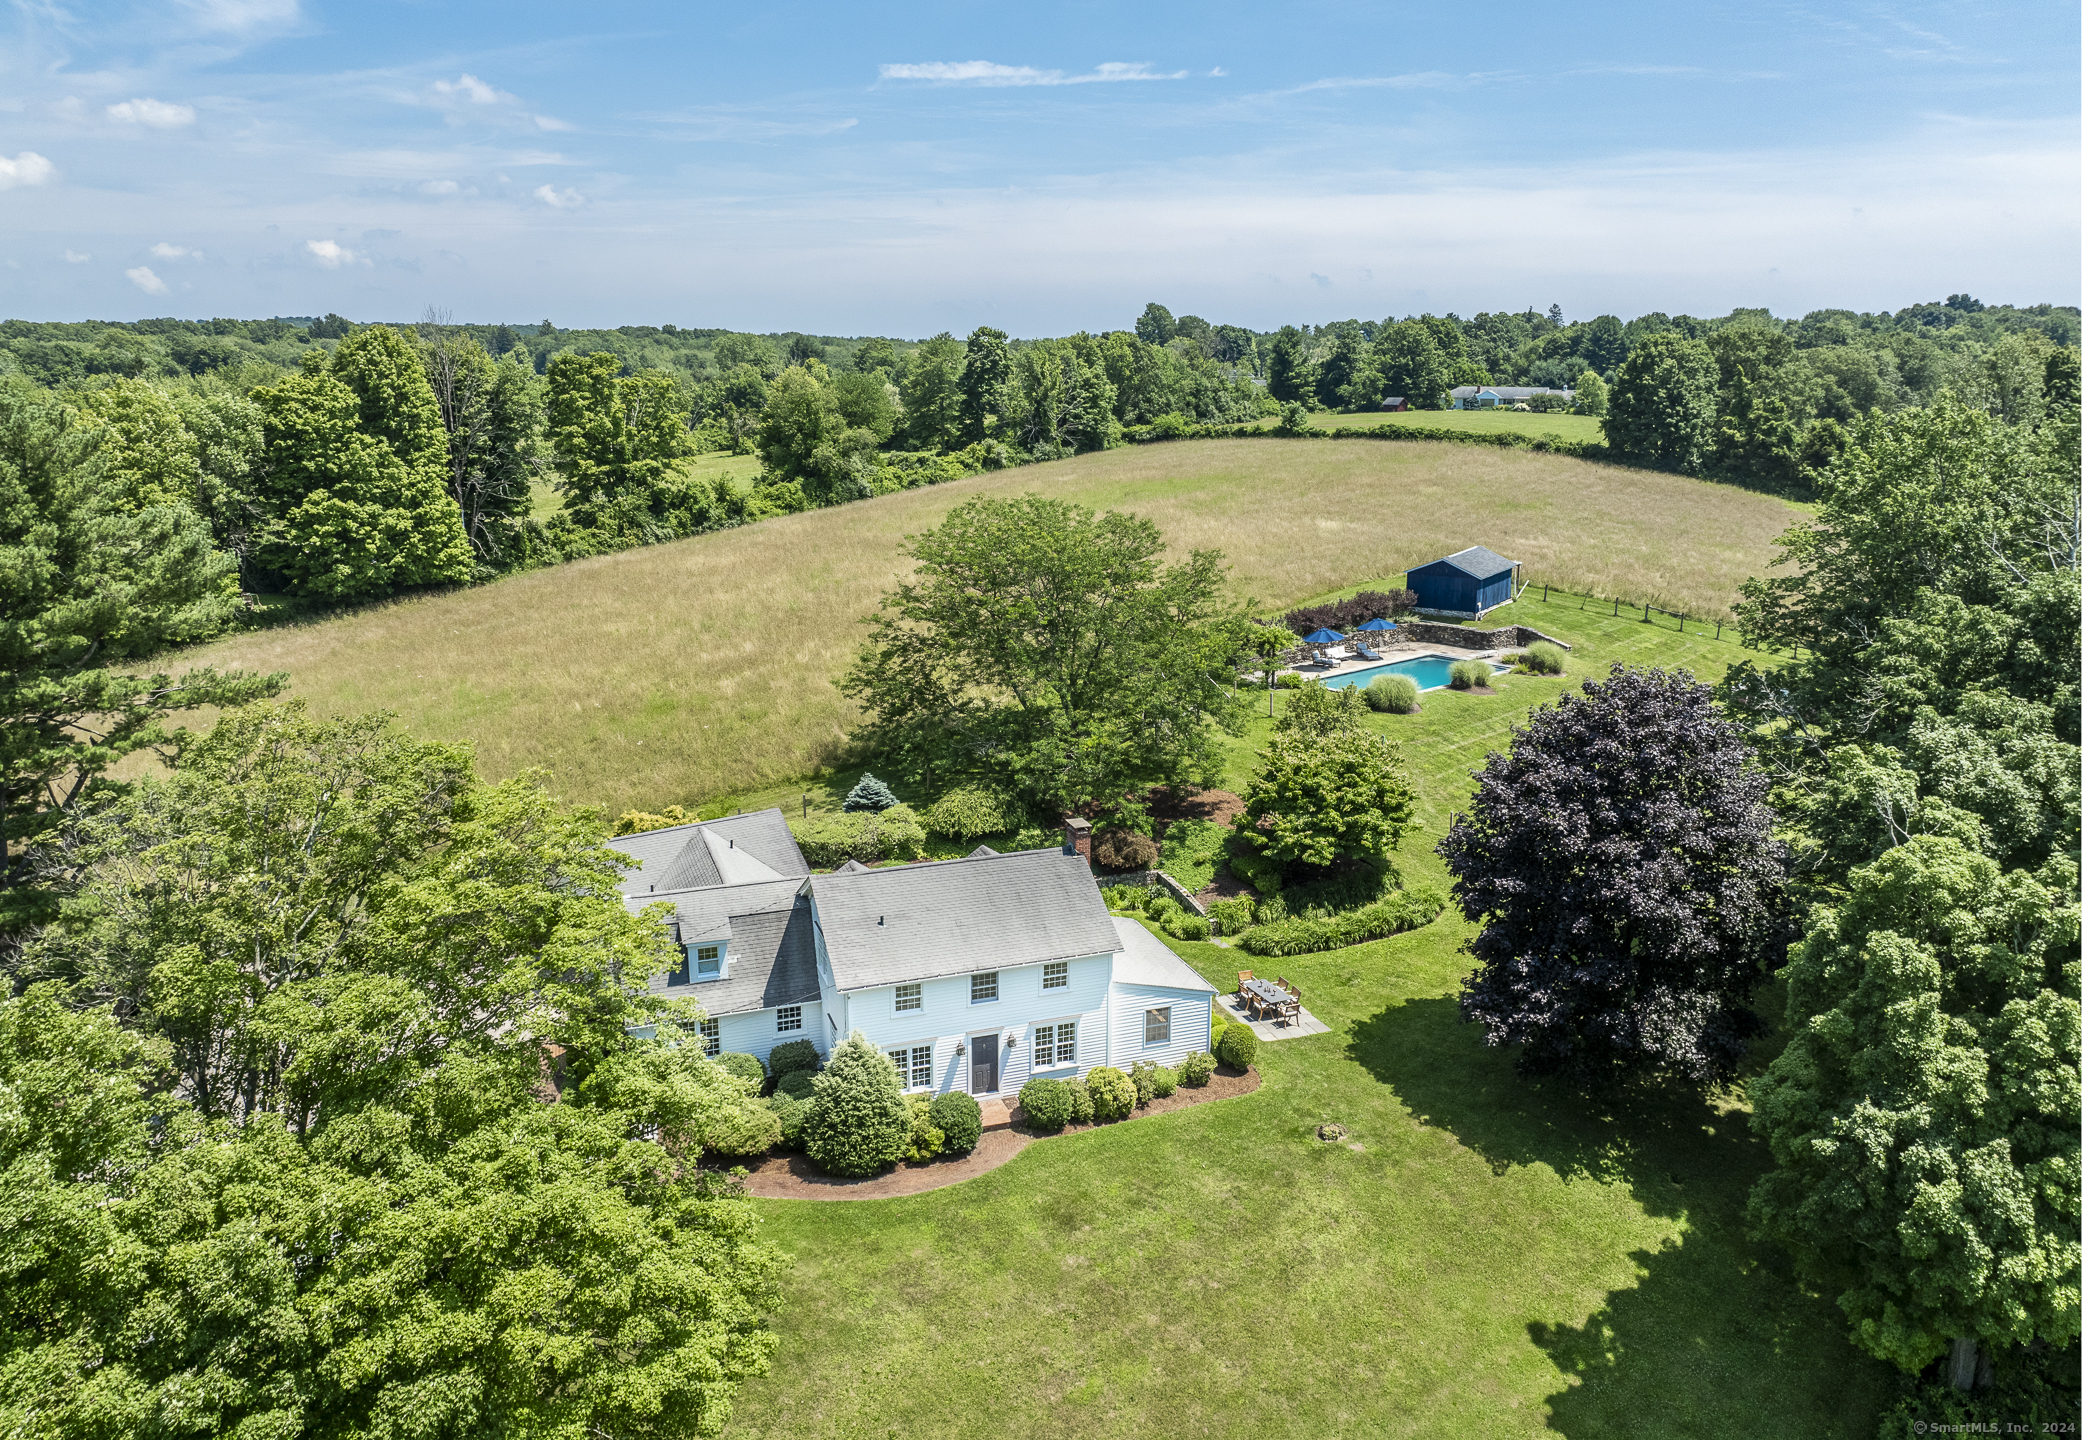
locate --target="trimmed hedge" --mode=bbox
[766,1038,820,1082]
[901,1094,945,1162]
[1179,1050,1216,1087]
[774,1069,816,1102]
[1235,885,1447,957]
[1086,1066,1136,1121]
[1065,1077,1095,1125]
[1118,416,1610,462]
[1018,1077,1074,1133]
[716,1052,765,1088]
[930,1090,983,1153]
[1215,1021,1260,1071]
[789,804,928,867]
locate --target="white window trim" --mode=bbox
[970,971,999,1005]
[1042,961,1069,991]
[694,942,725,981]
[894,982,923,1014]
[1029,1017,1080,1070]
[1143,1006,1171,1046]
[776,1004,804,1033]
[697,1018,721,1057]
[887,1041,935,1091]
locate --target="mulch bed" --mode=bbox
[1148,786,1245,829]
[735,1064,1261,1201]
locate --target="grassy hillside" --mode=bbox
[725,607,1891,1439]
[166,438,1797,817]
[1302,408,1607,444]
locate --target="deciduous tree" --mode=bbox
[1606,332,1718,474]
[1236,685,1417,875]
[1440,664,1787,1081]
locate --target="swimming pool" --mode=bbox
[1318,653,1501,692]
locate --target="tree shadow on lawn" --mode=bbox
[1351,996,1890,1437]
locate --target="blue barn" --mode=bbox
[1406,546,1520,618]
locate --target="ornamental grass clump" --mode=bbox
[803,1032,910,1176]
[1448,660,1492,690]
[1522,641,1565,674]
[1364,674,1420,713]
[1085,1066,1135,1121]
[929,1090,983,1152]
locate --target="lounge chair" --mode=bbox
[1353,643,1383,662]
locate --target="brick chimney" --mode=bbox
[1061,816,1092,861]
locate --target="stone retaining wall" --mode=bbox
[1394,621,1573,652]
[1091,869,1208,916]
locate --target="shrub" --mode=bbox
[1164,913,1210,942]
[1150,1065,1178,1099]
[1129,1060,1160,1106]
[1094,829,1160,871]
[774,1069,816,1102]
[612,805,689,836]
[1208,1006,1227,1052]
[842,773,900,812]
[901,1094,946,1163]
[1236,885,1447,957]
[803,1031,911,1176]
[1364,674,1420,713]
[789,805,928,867]
[1215,1021,1260,1071]
[1448,659,1492,690]
[1018,1076,1073,1132]
[1206,896,1254,935]
[766,1038,820,1082]
[716,1052,765,1088]
[1274,672,1304,689]
[1085,1065,1136,1121]
[1064,1077,1095,1125]
[1179,1050,1216,1087]
[701,1096,784,1156]
[767,1093,808,1149]
[1281,589,1417,636]
[1104,884,1149,912]
[923,784,1020,839]
[1522,641,1566,674]
[929,1090,983,1153]
[1006,824,1057,851]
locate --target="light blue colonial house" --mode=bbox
[1449,384,1574,409]
[609,811,1215,1097]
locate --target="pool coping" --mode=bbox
[1279,645,1510,692]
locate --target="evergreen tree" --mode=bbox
[803,1032,910,1176]
[958,326,1011,444]
[1264,326,1316,407]
[842,773,900,812]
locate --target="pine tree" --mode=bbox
[843,773,900,812]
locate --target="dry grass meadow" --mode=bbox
[161,438,1800,816]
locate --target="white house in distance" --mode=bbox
[1449,384,1574,409]
[608,810,1216,1097]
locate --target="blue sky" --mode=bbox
[0,0,2074,333]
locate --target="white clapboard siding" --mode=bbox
[712,1002,826,1067]
[1105,982,1214,1073]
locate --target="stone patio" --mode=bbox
[1217,991,1331,1041]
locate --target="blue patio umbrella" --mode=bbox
[1302,628,1345,644]
[1354,617,1397,632]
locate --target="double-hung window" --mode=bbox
[895,982,922,1013]
[694,944,722,980]
[970,971,998,1004]
[1144,1006,1171,1045]
[1042,962,1068,990]
[776,1005,803,1033]
[698,1018,721,1057]
[1031,1020,1077,1068]
[888,1044,933,1089]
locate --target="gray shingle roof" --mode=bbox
[811,847,1120,991]
[606,808,809,898]
[1419,545,1516,579]
[631,877,819,1017]
[1111,917,1217,992]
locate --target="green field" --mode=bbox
[1308,408,1606,444]
[167,439,1796,818]
[724,602,1889,1439]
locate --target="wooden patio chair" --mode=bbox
[1235,969,1254,997]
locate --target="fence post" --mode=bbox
[1642,601,1650,623]
[1542,584,1549,603]
[1715,620,1722,641]
[1613,597,1619,616]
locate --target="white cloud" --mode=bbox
[533,114,574,131]
[150,241,202,259]
[419,179,461,195]
[0,152,55,190]
[533,184,583,208]
[63,249,91,263]
[177,0,299,32]
[877,60,1188,86]
[431,74,512,106]
[305,238,366,267]
[107,98,197,128]
[126,266,169,295]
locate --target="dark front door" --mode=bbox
[970,1033,998,1095]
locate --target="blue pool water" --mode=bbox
[1319,654,1494,691]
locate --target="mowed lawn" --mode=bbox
[725,605,1891,1440]
[1298,408,1607,445]
[159,439,1796,818]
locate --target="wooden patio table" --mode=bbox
[1242,977,1293,1023]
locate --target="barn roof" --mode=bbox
[1412,545,1516,579]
